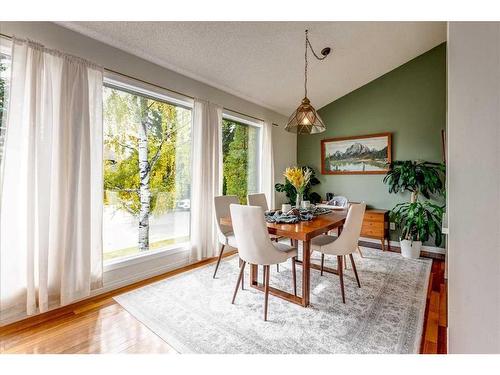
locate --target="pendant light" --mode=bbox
[285,29,331,135]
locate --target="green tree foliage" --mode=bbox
[103,87,191,223]
[222,119,259,204]
[222,120,248,203]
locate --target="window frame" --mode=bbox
[221,110,263,201]
[104,71,194,110]
[102,72,194,271]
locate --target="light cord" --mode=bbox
[304,29,329,99]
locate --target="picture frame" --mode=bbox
[321,132,392,175]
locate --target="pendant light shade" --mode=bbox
[285,97,326,134]
[286,29,331,135]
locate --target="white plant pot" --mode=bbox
[400,239,422,259]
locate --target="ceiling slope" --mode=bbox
[59,21,446,115]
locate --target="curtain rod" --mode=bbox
[0,32,280,127]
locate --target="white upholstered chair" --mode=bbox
[327,195,349,208]
[213,195,240,278]
[310,203,366,303]
[247,193,293,272]
[316,198,364,259]
[229,204,298,321]
[246,193,269,211]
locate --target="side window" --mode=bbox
[221,116,261,204]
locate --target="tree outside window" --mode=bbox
[222,118,260,204]
[103,85,192,262]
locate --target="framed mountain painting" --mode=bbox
[321,132,392,175]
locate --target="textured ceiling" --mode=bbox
[58,22,446,116]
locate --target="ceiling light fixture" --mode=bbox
[285,29,331,135]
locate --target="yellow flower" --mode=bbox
[284,166,311,192]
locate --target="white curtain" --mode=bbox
[261,121,275,209]
[0,38,103,320]
[190,99,222,261]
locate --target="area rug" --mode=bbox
[114,247,431,354]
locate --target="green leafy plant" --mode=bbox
[383,160,445,201]
[384,159,446,247]
[391,201,444,247]
[275,166,321,204]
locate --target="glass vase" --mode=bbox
[296,192,303,209]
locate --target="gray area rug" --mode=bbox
[114,247,431,354]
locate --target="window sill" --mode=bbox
[103,242,191,272]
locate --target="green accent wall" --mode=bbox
[297,43,446,244]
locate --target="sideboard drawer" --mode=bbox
[361,221,385,232]
[363,212,385,222]
[361,227,383,238]
[360,209,390,251]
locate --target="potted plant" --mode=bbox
[391,200,444,258]
[275,166,321,206]
[383,161,445,258]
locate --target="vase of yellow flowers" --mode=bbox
[284,167,313,209]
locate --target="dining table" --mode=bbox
[219,208,348,307]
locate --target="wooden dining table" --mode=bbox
[220,209,348,307]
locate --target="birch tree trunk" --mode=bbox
[138,106,150,252]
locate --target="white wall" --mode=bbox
[0,21,296,206]
[447,22,500,353]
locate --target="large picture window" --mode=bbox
[103,78,192,264]
[222,114,261,204]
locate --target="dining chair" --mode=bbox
[247,192,293,272]
[327,195,349,208]
[310,202,366,303]
[213,195,240,279]
[318,195,348,226]
[246,193,269,211]
[321,199,363,263]
[229,204,298,321]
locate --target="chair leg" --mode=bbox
[239,258,244,290]
[337,255,346,304]
[291,257,297,296]
[290,238,294,246]
[231,261,246,304]
[344,255,348,269]
[276,264,280,272]
[213,244,225,278]
[349,254,361,288]
[357,245,364,258]
[320,253,325,276]
[264,265,270,321]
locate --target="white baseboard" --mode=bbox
[359,236,446,255]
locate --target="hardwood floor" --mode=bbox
[0,247,447,354]
[421,259,448,354]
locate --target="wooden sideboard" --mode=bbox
[361,209,390,251]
